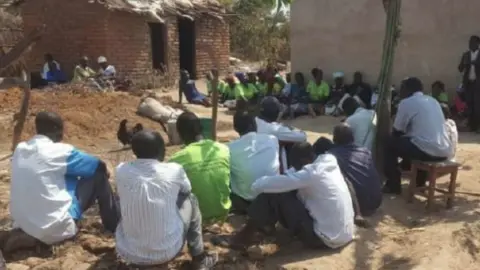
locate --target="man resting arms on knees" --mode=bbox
[115,130,217,269]
[10,112,120,245]
[227,142,354,250]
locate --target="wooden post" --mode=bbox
[207,46,219,141]
[374,0,402,176]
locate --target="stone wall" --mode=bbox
[291,0,480,94]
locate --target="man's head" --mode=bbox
[312,68,323,82]
[440,103,451,120]
[35,111,64,142]
[294,72,305,85]
[260,96,281,122]
[176,111,203,144]
[97,56,108,69]
[333,123,355,146]
[79,56,89,67]
[44,53,53,63]
[131,130,165,160]
[431,80,445,96]
[333,72,344,86]
[247,72,256,83]
[353,71,363,84]
[399,77,423,99]
[233,111,257,135]
[290,142,315,171]
[313,137,334,156]
[469,35,480,51]
[342,97,360,117]
[180,69,190,81]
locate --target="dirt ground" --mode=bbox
[0,87,479,270]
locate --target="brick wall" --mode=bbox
[22,0,108,78]
[21,0,230,83]
[195,17,230,78]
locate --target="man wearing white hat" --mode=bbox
[97,56,117,91]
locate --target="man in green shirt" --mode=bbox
[170,112,232,221]
[431,81,449,105]
[307,68,330,117]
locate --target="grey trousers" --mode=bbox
[177,193,204,257]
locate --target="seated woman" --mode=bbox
[287,72,310,118]
[431,80,449,105]
[179,70,211,107]
[223,74,243,110]
[256,70,268,98]
[73,56,102,90]
[44,61,67,85]
[206,69,227,97]
[307,68,330,117]
[235,72,257,103]
[97,56,132,91]
[326,71,347,116]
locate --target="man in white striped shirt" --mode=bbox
[115,130,217,269]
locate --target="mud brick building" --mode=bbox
[4,0,230,80]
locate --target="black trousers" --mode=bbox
[230,193,251,215]
[75,161,120,233]
[464,80,480,131]
[384,136,446,192]
[247,191,326,249]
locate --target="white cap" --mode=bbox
[97,56,107,63]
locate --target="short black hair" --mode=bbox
[311,68,319,77]
[234,111,256,135]
[131,130,165,160]
[333,124,355,145]
[313,137,334,156]
[260,97,281,122]
[35,111,64,141]
[432,80,445,90]
[401,77,423,95]
[342,97,359,116]
[290,142,315,170]
[470,35,480,43]
[176,111,202,140]
[44,53,53,61]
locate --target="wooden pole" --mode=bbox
[374,0,402,176]
[207,46,220,141]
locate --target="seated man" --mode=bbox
[314,124,382,217]
[328,72,348,109]
[383,77,451,194]
[170,112,231,221]
[44,61,67,84]
[431,80,449,105]
[342,97,376,150]
[10,112,119,245]
[115,130,217,268]
[179,70,211,107]
[255,97,307,170]
[42,53,61,81]
[307,68,330,117]
[228,111,280,214]
[73,56,96,82]
[347,72,373,108]
[286,72,310,119]
[227,142,355,250]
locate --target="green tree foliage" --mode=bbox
[227,0,291,60]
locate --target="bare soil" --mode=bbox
[0,87,479,270]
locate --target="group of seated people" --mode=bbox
[32,53,130,91]
[8,76,458,268]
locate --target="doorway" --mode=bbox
[177,17,196,79]
[148,22,167,72]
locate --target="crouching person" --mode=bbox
[115,130,217,269]
[226,142,355,250]
[10,112,120,245]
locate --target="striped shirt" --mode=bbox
[115,160,191,265]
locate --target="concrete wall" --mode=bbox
[291,0,480,93]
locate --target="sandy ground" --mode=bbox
[0,85,479,270]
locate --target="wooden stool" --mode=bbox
[408,160,460,210]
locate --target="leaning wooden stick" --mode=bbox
[206,46,220,141]
[11,84,31,152]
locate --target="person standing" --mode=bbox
[383,78,451,194]
[458,35,480,132]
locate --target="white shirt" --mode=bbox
[394,92,451,158]
[42,61,60,79]
[115,160,191,265]
[469,50,479,81]
[101,65,116,77]
[228,132,280,201]
[445,119,458,160]
[252,154,355,248]
[345,108,377,150]
[255,117,307,169]
[10,135,100,244]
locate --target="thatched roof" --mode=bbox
[0,0,225,21]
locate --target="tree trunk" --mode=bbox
[374,0,402,178]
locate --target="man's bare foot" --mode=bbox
[354,216,371,228]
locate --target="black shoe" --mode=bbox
[192,252,219,270]
[382,185,401,195]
